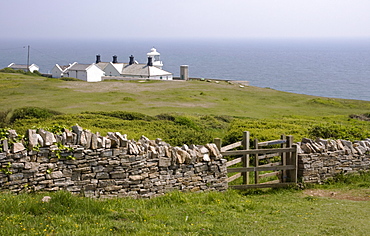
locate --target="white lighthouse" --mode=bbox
[147,47,163,69]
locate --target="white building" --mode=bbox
[8,63,39,72]
[98,54,173,80]
[53,48,172,82]
[51,62,77,78]
[67,63,105,82]
[119,61,173,80]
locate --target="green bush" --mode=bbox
[0,109,11,127]
[84,111,157,121]
[0,67,42,77]
[0,68,17,73]
[156,113,176,121]
[9,107,62,123]
[308,123,369,141]
[60,77,81,81]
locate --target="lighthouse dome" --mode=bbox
[147,47,160,56]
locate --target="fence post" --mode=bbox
[242,131,250,185]
[280,134,286,183]
[254,138,259,184]
[291,144,298,183]
[286,135,293,182]
[214,138,222,151]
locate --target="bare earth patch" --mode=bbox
[304,189,370,201]
[58,80,189,93]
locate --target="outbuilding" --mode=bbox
[7,63,39,72]
[67,63,105,82]
[51,62,77,78]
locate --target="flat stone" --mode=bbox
[159,157,171,167]
[12,142,26,153]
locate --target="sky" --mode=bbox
[1,0,370,40]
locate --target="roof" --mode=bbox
[121,64,149,76]
[147,47,160,56]
[68,64,92,71]
[60,65,71,71]
[95,62,110,70]
[120,64,172,77]
[8,63,39,69]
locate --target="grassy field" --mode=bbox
[0,173,369,236]
[1,72,370,146]
[1,72,369,118]
[0,72,370,235]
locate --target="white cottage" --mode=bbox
[118,56,172,79]
[67,63,105,82]
[8,63,39,72]
[51,62,77,78]
[98,54,173,80]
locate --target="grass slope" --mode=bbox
[0,182,369,235]
[0,73,370,235]
[1,73,370,146]
[0,73,369,118]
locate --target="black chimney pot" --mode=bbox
[147,57,153,66]
[112,55,118,63]
[96,54,101,63]
[129,55,135,65]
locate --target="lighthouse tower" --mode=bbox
[147,47,163,69]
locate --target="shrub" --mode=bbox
[9,107,62,123]
[84,111,156,121]
[308,123,369,141]
[0,109,11,127]
[60,77,81,81]
[0,68,17,73]
[0,68,42,76]
[156,113,176,121]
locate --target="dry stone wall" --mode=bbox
[0,126,227,198]
[2,126,370,193]
[298,138,370,183]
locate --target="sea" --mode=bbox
[0,38,369,101]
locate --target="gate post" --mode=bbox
[254,138,259,184]
[242,131,250,185]
[286,135,294,182]
[214,138,222,151]
[280,134,287,182]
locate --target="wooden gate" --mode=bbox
[214,131,298,189]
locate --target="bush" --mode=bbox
[0,68,17,73]
[60,77,81,81]
[84,111,157,121]
[0,109,11,127]
[156,113,176,121]
[0,67,42,77]
[308,123,369,141]
[9,107,62,123]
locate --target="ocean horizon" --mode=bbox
[0,38,369,101]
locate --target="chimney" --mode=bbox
[147,57,153,66]
[112,55,118,63]
[129,55,135,65]
[96,54,101,63]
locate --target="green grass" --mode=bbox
[0,73,369,118]
[0,173,370,235]
[1,73,370,146]
[0,73,370,235]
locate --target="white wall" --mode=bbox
[104,63,121,77]
[51,65,63,78]
[69,70,87,81]
[86,65,104,82]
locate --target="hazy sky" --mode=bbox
[1,0,370,40]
